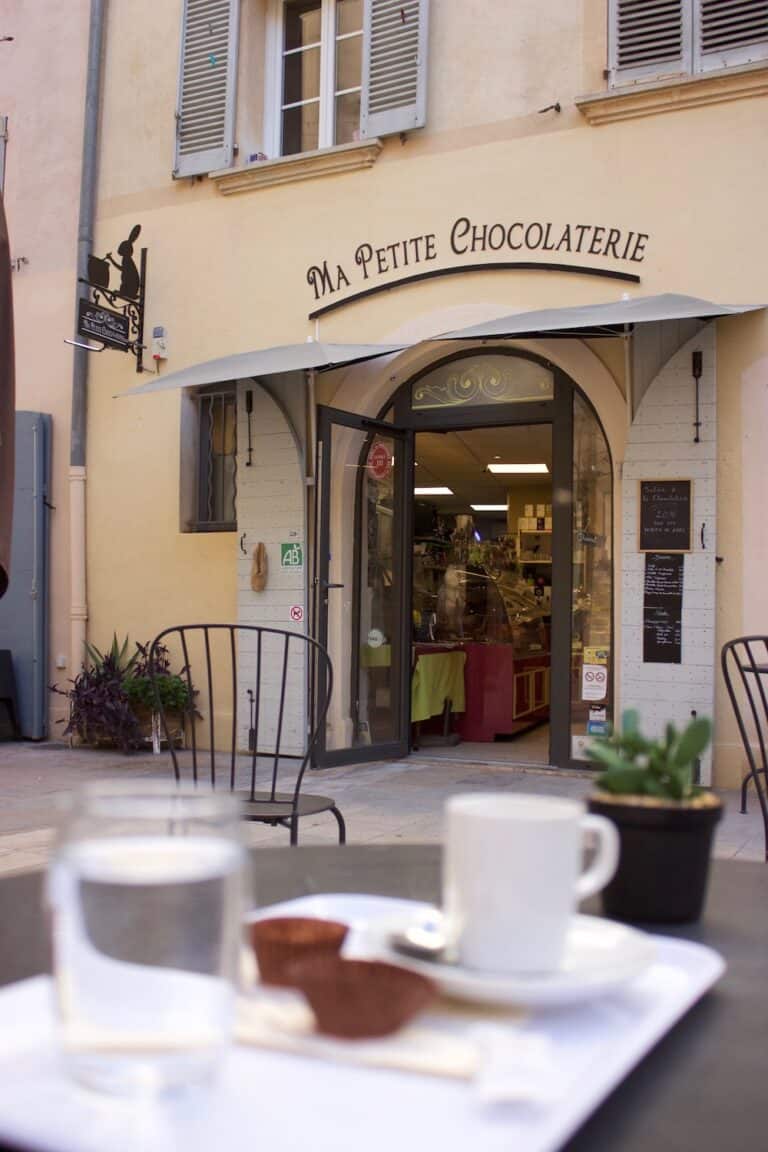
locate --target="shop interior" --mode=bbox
[411,425,553,764]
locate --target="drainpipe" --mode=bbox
[70,0,106,673]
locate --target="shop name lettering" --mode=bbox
[306,216,650,301]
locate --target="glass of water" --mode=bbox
[48,781,246,1095]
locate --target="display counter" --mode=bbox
[410,640,549,745]
[456,642,550,742]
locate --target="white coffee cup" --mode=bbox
[443,793,619,974]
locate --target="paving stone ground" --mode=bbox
[0,740,763,876]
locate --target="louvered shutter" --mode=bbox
[360,0,428,138]
[174,0,239,178]
[694,0,768,71]
[608,0,691,87]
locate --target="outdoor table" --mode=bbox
[1,845,766,1152]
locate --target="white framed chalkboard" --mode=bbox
[639,479,692,553]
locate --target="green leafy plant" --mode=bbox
[123,671,192,714]
[51,637,194,751]
[84,633,139,677]
[127,640,194,714]
[587,709,712,801]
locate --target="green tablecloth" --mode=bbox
[411,651,466,723]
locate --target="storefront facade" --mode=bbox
[82,0,768,784]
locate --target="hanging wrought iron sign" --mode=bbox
[76,225,147,372]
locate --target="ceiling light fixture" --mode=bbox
[487,463,549,474]
[414,486,453,496]
[470,503,508,512]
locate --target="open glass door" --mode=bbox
[314,406,412,766]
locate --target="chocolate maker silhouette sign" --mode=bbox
[77,224,147,372]
[305,215,650,317]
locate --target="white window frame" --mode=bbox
[264,0,363,158]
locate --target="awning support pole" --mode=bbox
[623,323,633,426]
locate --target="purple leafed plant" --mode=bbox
[51,653,142,752]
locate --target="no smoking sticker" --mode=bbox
[289,605,304,623]
[581,663,607,702]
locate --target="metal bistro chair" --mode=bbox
[721,636,768,861]
[149,624,345,845]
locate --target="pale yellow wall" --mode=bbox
[86,388,235,651]
[0,2,90,731]
[85,2,768,777]
[714,311,768,787]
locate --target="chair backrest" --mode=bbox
[148,625,333,804]
[721,636,768,821]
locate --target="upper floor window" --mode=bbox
[609,0,768,88]
[174,0,429,179]
[280,0,363,156]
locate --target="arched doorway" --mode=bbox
[314,349,613,769]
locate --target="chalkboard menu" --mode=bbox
[643,552,684,664]
[639,480,692,553]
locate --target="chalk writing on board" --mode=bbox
[639,480,692,552]
[643,552,684,664]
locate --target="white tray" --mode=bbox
[0,897,724,1152]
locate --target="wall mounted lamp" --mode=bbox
[692,350,702,444]
[245,389,253,465]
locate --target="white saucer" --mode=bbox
[246,894,656,1008]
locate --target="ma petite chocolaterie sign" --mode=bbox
[306,215,650,308]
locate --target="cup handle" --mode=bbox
[575,814,620,902]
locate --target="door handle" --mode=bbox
[322,582,344,589]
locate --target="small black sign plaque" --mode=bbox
[643,552,684,664]
[639,479,692,553]
[77,298,130,351]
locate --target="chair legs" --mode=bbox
[255,809,346,847]
[740,768,768,815]
[331,805,346,845]
[741,771,753,814]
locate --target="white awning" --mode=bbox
[117,295,764,398]
[116,341,407,397]
[441,293,764,340]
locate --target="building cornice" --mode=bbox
[211,138,384,195]
[576,62,768,126]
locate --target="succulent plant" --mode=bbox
[588,709,712,802]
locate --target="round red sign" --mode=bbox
[367,442,392,482]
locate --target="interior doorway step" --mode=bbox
[409,723,550,767]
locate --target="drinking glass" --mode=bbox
[48,781,247,1095]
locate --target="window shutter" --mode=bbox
[174,0,239,179]
[694,0,768,71]
[608,0,690,87]
[360,0,428,139]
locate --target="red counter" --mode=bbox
[455,642,550,742]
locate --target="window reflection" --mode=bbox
[571,392,613,756]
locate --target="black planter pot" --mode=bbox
[588,793,723,924]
